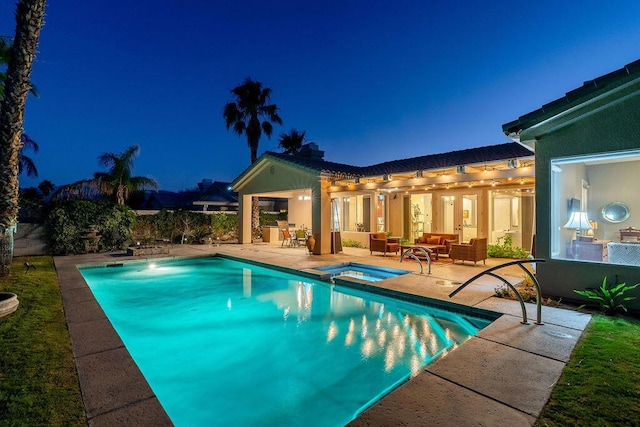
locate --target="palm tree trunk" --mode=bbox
[0,0,47,274]
[249,140,260,239]
[252,196,260,240]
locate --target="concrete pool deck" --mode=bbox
[54,243,591,426]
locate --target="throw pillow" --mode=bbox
[427,236,441,245]
[417,236,427,243]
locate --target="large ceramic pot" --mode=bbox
[0,292,19,318]
[306,235,316,254]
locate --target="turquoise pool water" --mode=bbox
[80,257,494,426]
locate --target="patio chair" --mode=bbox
[449,237,487,265]
[295,229,307,246]
[281,229,294,247]
[369,232,399,256]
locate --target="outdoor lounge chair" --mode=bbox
[369,232,399,256]
[449,237,488,265]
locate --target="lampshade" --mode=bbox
[563,211,593,230]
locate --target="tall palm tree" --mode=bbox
[94,144,158,205]
[2,38,41,180]
[0,0,46,273]
[223,77,282,238]
[0,35,39,100]
[278,129,310,155]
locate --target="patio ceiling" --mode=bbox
[328,158,535,193]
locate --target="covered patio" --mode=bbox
[231,142,537,255]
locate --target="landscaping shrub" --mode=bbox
[574,276,640,315]
[342,238,363,248]
[132,210,241,244]
[43,200,135,255]
[212,212,240,240]
[487,234,527,258]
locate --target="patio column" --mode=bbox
[311,180,332,254]
[238,193,252,244]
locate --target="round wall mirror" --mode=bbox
[602,202,630,223]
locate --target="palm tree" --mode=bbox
[94,144,158,205]
[0,0,47,273]
[223,77,282,238]
[55,144,157,206]
[37,179,54,196]
[278,129,310,155]
[18,133,38,177]
[0,35,39,100]
[2,38,42,180]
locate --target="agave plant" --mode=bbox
[574,277,640,315]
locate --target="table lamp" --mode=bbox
[563,211,593,259]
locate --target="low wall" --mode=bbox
[14,223,47,256]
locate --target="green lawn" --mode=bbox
[536,314,640,426]
[0,256,85,426]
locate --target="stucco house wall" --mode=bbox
[524,79,640,308]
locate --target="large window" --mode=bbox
[488,189,535,251]
[343,195,371,232]
[409,194,432,239]
[551,150,640,265]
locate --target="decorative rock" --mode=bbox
[126,246,170,256]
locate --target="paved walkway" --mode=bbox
[54,243,591,426]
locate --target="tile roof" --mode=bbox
[362,142,533,175]
[197,181,238,204]
[261,142,533,178]
[264,151,365,177]
[502,59,640,137]
[140,190,200,210]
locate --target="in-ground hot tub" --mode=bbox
[315,262,410,282]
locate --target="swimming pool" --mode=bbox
[314,262,410,282]
[80,256,495,426]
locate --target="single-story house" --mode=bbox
[503,58,640,308]
[232,142,536,255]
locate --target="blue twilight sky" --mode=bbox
[2,0,640,191]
